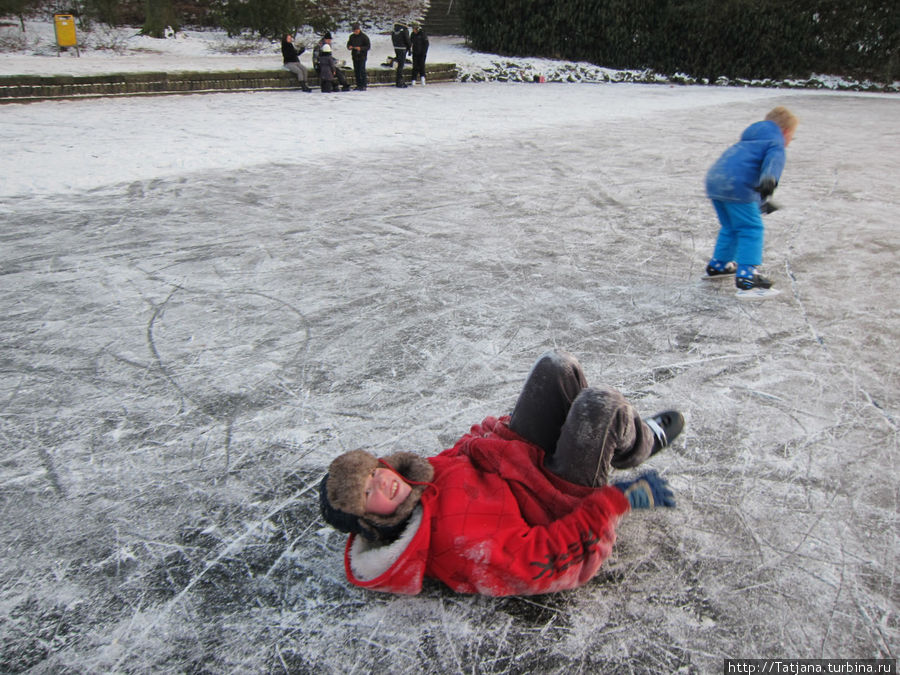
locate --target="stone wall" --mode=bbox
[0,63,458,103]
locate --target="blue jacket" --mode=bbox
[706,120,786,203]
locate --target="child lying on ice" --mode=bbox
[318,349,683,596]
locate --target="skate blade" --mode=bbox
[735,287,781,299]
[701,273,736,281]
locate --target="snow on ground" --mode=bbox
[0,23,476,76]
[1,21,899,675]
[0,22,622,81]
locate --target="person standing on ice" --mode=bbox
[317,44,340,93]
[346,23,371,90]
[391,22,411,88]
[280,34,311,92]
[409,22,429,86]
[704,106,798,292]
[318,350,683,596]
[313,32,350,91]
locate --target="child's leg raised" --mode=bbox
[546,387,651,487]
[509,350,587,455]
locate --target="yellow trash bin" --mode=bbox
[53,14,80,56]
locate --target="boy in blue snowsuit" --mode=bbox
[704,106,798,291]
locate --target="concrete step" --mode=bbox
[423,0,464,35]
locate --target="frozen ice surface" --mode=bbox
[0,32,898,673]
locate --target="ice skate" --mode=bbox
[703,261,737,280]
[736,286,781,298]
[646,410,684,456]
[735,272,779,298]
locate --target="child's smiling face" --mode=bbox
[364,467,412,515]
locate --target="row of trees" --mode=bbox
[0,0,202,36]
[0,0,425,39]
[3,0,895,81]
[460,0,898,82]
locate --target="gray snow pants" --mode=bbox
[284,62,308,83]
[508,350,654,487]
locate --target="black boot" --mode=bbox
[646,411,684,456]
[735,273,773,291]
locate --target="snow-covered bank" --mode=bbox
[1,21,897,91]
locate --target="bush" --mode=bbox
[209,0,426,39]
[460,0,898,82]
[0,23,32,49]
[212,0,326,40]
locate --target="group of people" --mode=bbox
[389,21,430,87]
[314,105,800,597]
[280,22,429,93]
[286,24,797,596]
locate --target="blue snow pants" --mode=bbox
[710,199,765,266]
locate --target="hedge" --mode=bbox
[460,0,898,82]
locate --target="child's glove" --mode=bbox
[756,176,777,199]
[612,470,675,509]
[759,199,780,215]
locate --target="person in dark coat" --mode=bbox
[313,32,350,92]
[280,34,311,92]
[346,23,371,90]
[410,22,429,86]
[317,43,340,92]
[391,22,411,88]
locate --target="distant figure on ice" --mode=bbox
[391,22,411,88]
[281,34,311,92]
[410,22,429,86]
[347,23,371,90]
[318,350,683,596]
[317,43,339,92]
[704,106,798,292]
[313,32,350,92]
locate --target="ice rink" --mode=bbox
[1,82,898,672]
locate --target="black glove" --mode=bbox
[756,176,777,200]
[759,199,780,215]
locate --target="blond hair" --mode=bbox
[765,106,798,133]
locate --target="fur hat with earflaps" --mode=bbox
[319,449,434,543]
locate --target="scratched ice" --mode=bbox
[0,27,897,675]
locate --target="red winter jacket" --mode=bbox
[343,416,630,596]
